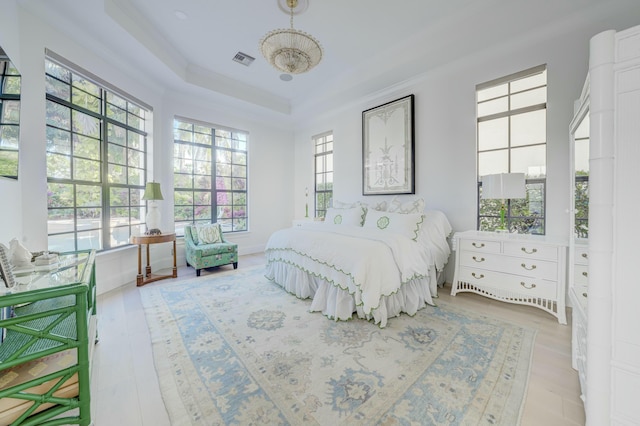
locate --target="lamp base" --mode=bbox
[145,202,161,236]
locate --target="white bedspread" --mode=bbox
[265,210,452,327]
[265,224,435,319]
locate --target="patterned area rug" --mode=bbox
[140,266,535,426]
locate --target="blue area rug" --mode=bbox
[140,266,535,425]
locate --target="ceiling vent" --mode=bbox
[233,52,255,66]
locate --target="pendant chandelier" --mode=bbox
[259,0,323,74]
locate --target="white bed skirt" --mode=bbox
[265,261,437,327]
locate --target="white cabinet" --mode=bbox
[569,242,588,402]
[451,230,567,324]
[579,24,640,425]
[568,73,590,404]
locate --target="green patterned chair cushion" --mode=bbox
[197,242,237,257]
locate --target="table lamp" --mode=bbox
[481,173,526,232]
[143,181,164,235]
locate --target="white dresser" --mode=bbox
[451,230,567,324]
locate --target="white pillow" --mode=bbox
[325,206,366,226]
[363,210,424,241]
[195,223,222,244]
[332,200,359,209]
[362,200,388,212]
[387,196,425,214]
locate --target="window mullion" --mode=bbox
[211,129,217,227]
[101,93,110,249]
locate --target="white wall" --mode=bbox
[0,5,294,294]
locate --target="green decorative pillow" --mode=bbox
[195,223,222,245]
[363,210,424,241]
[324,206,366,226]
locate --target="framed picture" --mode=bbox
[362,94,415,195]
[0,244,16,288]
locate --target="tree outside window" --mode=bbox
[45,58,148,251]
[173,119,248,236]
[0,50,20,179]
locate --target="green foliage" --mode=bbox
[574,179,589,238]
[0,150,18,177]
[479,183,545,234]
[1,59,21,179]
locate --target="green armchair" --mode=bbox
[184,224,238,276]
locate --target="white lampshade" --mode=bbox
[482,173,526,200]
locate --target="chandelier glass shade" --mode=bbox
[260,0,323,74]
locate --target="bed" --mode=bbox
[264,202,452,327]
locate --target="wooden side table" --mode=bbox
[130,233,177,287]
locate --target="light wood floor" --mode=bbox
[90,253,585,425]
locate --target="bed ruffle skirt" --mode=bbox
[265,261,435,327]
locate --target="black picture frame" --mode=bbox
[362,94,415,195]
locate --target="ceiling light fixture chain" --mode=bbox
[259,0,323,75]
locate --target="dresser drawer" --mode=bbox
[575,284,588,310]
[459,238,501,253]
[574,264,589,285]
[575,246,589,265]
[503,241,558,261]
[458,251,501,268]
[459,251,558,280]
[456,267,557,300]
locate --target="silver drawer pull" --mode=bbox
[471,272,485,279]
[581,253,588,259]
[582,271,588,277]
[520,282,537,290]
[472,242,485,248]
[472,256,485,262]
[521,263,537,270]
[582,292,588,298]
[521,247,537,254]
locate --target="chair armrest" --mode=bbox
[184,236,198,249]
[183,226,197,246]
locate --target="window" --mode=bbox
[477,65,547,234]
[45,57,149,251]
[314,131,333,218]
[173,118,248,236]
[0,51,20,179]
